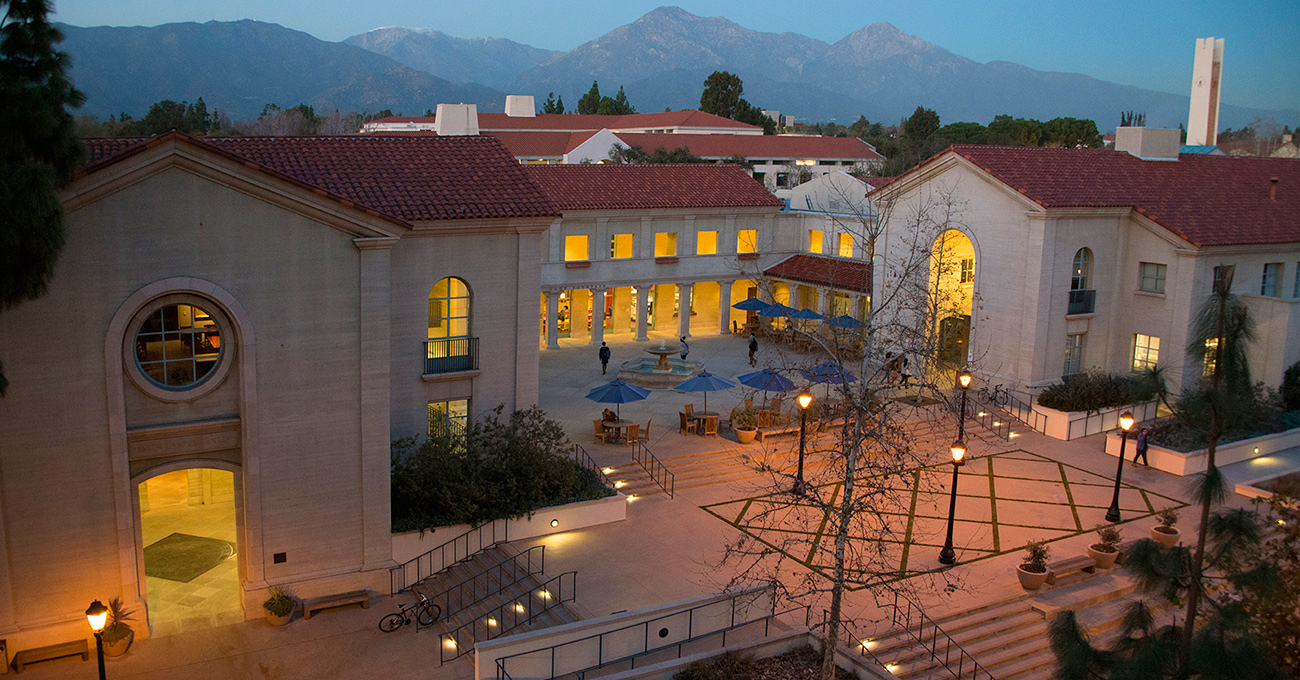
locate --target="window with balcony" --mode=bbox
[808,229,823,254]
[696,231,718,255]
[654,232,677,257]
[1132,333,1160,372]
[564,235,589,261]
[610,233,634,259]
[737,230,757,254]
[1261,262,1282,297]
[1064,333,1085,376]
[428,398,470,439]
[427,277,476,374]
[1068,247,1096,314]
[1139,262,1166,293]
[837,233,853,258]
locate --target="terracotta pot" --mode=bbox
[1151,526,1180,548]
[1087,544,1119,570]
[1017,564,1049,590]
[265,609,293,626]
[101,628,134,657]
[736,428,757,444]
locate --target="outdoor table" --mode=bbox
[691,411,719,434]
[601,419,631,442]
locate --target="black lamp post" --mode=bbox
[1105,411,1136,523]
[86,600,108,680]
[957,369,972,440]
[794,391,813,494]
[939,438,967,565]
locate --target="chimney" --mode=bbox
[1115,127,1181,160]
[1271,177,1279,202]
[433,104,479,136]
[505,95,536,117]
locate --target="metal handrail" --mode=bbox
[889,591,996,680]
[440,570,578,663]
[822,611,894,672]
[432,545,545,623]
[630,439,675,498]
[390,518,509,595]
[572,444,614,489]
[424,337,479,375]
[494,583,780,680]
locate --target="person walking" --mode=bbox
[679,336,690,361]
[598,341,611,375]
[1133,427,1150,466]
[748,332,759,366]
[898,354,911,387]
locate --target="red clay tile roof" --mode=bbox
[488,130,600,157]
[524,164,784,211]
[376,110,761,132]
[79,133,558,226]
[891,145,1300,248]
[614,133,883,161]
[764,254,872,293]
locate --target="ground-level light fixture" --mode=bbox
[550,518,559,528]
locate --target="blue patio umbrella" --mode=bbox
[826,314,866,329]
[732,298,774,312]
[789,308,825,320]
[802,361,858,400]
[585,379,651,419]
[674,371,736,414]
[757,303,796,318]
[738,368,796,403]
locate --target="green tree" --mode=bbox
[577,80,601,115]
[700,70,743,119]
[0,0,87,396]
[1043,116,1102,148]
[902,106,940,150]
[987,114,1044,146]
[542,92,565,114]
[933,121,989,145]
[608,86,635,115]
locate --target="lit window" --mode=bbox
[428,398,470,439]
[1139,262,1166,293]
[654,232,677,257]
[1132,334,1160,372]
[1202,338,1218,378]
[1261,262,1282,297]
[429,277,471,341]
[737,230,757,254]
[1071,248,1092,291]
[808,230,823,254]
[960,258,975,284]
[610,233,634,259]
[134,303,222,389]
[837,233,853,258]
[1064,333,1085,376]
[564,235,589,262]
[696,231,717,255]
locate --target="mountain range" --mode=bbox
[59,7,1294,130]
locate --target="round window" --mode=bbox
[133,303,224,389]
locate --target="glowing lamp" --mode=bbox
[798,392,813,410]
[86,600,109,633]
[1119,411,1135,431]
[958,369,972,389]
[951,439,966,464]
[550,519,559,528]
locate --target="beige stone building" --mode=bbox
[0,132,556,647]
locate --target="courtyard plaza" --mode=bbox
[20,333,1277,679]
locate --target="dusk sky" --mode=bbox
[52,0,1300,115]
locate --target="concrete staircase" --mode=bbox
[860,570,1175,680]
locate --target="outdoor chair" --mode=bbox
[623,423,640,445]
[702,415,719,437]
[592,419,608,445]
[744,398,753,409]
[640,419,651,442]
[678,411,697,435]
[684,403,694,417]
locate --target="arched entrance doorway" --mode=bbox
[931,230,976,369]
[137,467,242,636]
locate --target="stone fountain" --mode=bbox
[616,336,704,389]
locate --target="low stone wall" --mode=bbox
[1034,400,1159,441]
[1106,427,1300,476]
[391,492,627,565]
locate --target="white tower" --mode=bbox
[1186,37,1224,146]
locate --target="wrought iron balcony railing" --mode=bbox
[1068,288,1096,315]
[424,337,478,375]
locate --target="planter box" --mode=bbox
[391,492,626,564]
[1106,426,1300,477]
[1033,400,1159,441]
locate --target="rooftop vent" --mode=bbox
[505,95,536,118]
[433,104,479,136]
[1115,127,1181,161]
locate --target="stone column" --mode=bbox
[590,287,607,345]
[821,287,835,318]
[634,286,649,342]
[678,282,693,339]
[718,280,734,334]
[355,237,396,571]
[544,289,560,349]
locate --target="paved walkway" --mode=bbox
[23,333,1271,679]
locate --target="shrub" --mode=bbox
[100,597,135,645]
[263,586,295,617]
[391,406,615,532]
[1149,382,1289,452]
[1156,508,1179,533]
[1022,540,1049,573]
[730,406,756,430]
[673,651,755,680]
[1036,369,1158,412]
[1283,362,1300,412]
[1094,525,1122,552]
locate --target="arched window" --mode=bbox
[427,278,475,374]
[1071,248,1093,291]
[429,277,471,340]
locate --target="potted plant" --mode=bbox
[1151,508,1180,548]
[100,597,136,657]
[1087,525,1122,569]
[1017,540,1050,590]
[732,407,758,444]
[263,585,295,626]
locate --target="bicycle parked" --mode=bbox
[978,383,1011,407]
[378,591,441,632]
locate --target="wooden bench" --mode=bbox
[755,424,801,442]
[13,638,88,673]
[301,589,371,620]
[1044,556,1097,586]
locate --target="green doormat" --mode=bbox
[144,533,236,583]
